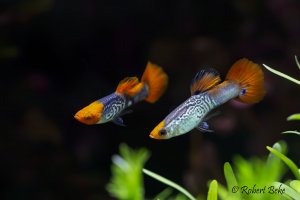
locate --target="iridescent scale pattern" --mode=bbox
[99,93,126,122]
[165,93,217,137]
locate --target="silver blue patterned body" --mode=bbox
[97,86,149,124]
[163,81,240,138]
[164,92,217,137]
[97,93,127,124]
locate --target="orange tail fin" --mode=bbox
[141,62,168,103]
[226,58,265,103]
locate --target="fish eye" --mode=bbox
[84,116,92,120]
[159,129,167,136]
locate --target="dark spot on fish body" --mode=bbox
[194,90,201,95]
[84,116,92,120]
[241,88,246,95]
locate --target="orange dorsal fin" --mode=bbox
[116,77,139,94]
[190,68,221,95]
[116,77,145,97]
[226,58,265,103]
[141,62,168,103]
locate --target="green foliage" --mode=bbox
[284,113,300,135]
[290,180,300,193]
[106,143,150,200]
[223,162,238,190]
[295,55,300,70]
[154,188,190,200]
[223,162,240,200]
[262,56,300,85]
[263,56,300,135]
[267,146,300,180]
[287,114,300,121]
[143,168,196,200]
[214,142,290,200]
[207,180,218,200]
[282,131,300,135]
[272,182,300,199]
[106,140,300,200]
[106,143,195,200]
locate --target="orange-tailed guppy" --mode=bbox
[150,58,265,139]
[74,62,168,126]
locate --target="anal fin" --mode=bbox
[196,121,214,133]
[113,117,126,126]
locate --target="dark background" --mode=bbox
[1,0,300,199]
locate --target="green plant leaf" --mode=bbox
[106,144,150,200]
[295,55,300,70]
[267,141,287,167]
[282,131,300,135]
[216,184,229,200]
[267,146,300,180]
[273,182,300,200]
[143,168,197,200]
[287,114,300,121]
[262,64,300,85]
[290,180,300,193]
[267,141,287,161]
[224,162,238,190]
[207,180,218,200]
[154,188,173,200]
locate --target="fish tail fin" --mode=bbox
[141,61,168,103]
[226,58,265,103]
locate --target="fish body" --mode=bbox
[96,93,127,124]
[150,58,265,139]
[75,62,168,125]
[162,93,217,137]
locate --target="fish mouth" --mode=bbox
[149,131,167,140]
[149,120,166,139]
[74,113,88,124]
[74,113,80,121]
[74,101,104,125]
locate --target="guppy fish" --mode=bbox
[150,58,265,139]
[74,62,168,125]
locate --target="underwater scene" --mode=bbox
[2,0,300,199]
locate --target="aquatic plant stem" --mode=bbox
[262,64,300,85]
[282,131,300,135]
[295,56,300,70]
[142,168,197,200]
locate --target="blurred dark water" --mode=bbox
[1,0,300,199]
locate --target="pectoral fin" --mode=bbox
[203,111,220,121]
[197,121,214,133]
[112,117,126,126]
[120,109,133,116]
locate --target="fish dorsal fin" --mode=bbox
[116,77,139,94]
[190,68,221,95]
